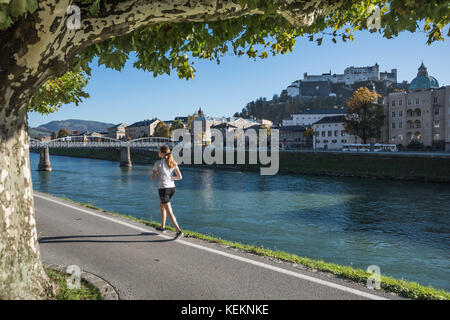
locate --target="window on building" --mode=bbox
[341,131,345,136]
[399,100,403,106]
[328,131,332,137]
[392,100,396,107]
[392,111,395,117]
[399,122,403,128]
[415,109,421,117]
[416,98,419,104]
[341,139,347,143]
[435,108,440,116]
[407,132,413,140]
[434,120,440,128]
[434,134,440,140]
[415,120,421,128]
[434,96,438,104]
[321,131,325,137]
[392,122,396,129]
[399,110,403,117]
[334,130,339,136]
[332,140,337,143]
[408,99,411,105]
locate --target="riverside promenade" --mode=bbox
[34,191,396,300]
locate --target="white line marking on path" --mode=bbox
[34,192,389,300]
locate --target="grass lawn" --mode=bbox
[45,267,102,300]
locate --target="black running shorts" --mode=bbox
[159,187,175,204]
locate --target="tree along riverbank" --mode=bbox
[31,148,450,183]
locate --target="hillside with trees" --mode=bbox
[30,119,115,137]
[234,80,408,124]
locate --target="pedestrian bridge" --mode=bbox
[30,136,174,148]
[30,136,175,171]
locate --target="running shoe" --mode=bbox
[174,231,183,240]
[156,226,166,233]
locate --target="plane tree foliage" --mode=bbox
[1,0,448,83]
[28,71,90,115]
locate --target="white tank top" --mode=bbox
[153,159,176,189]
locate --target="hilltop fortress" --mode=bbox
[303,63,397,85]
[287,63,398,98]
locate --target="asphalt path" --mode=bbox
[34,191,398,300]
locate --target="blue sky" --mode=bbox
[28,28,450,128]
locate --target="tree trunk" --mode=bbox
[0,89,54,299]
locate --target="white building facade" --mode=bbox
[312,115,362,150]
[282,107,347,127]
[107,123,126,140]
[125,119,161,139]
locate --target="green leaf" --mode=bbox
[9,0,27,17]
[89,0,101,15]
[25,0,37,13]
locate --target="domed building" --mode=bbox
[383,62,450,151]
[408,62,439,91]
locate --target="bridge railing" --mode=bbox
[29,136,175,148]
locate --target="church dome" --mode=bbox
[408,62,439,91]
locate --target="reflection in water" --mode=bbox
[30,153,450,291]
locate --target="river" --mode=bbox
[30,152,450,291]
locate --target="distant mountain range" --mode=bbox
[29,119,116,137]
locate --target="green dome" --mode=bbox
[408,62,439,91]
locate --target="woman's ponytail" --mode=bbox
[160,145,177,168]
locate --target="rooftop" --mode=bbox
[277,125,307,132]
[211,123,238,128]
[298,107,347,115]
[313,115,346,125]
[127,118,159,128]
[108,123,127,129]
[408,62,439,91]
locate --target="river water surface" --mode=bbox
[30,153,450,291]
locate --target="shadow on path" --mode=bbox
[38,232,174,243]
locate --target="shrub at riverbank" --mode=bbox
[35,148,450,183]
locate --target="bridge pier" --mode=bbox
[38,146,52,171]
[120,147,132,167]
